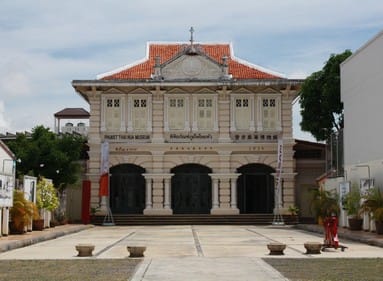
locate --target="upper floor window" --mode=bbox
[262,98,277,130]
[197,98,214,130]
[168,98,185,130]
[132,98,148,131]
[105,98,121,131]
[234,98,251,130]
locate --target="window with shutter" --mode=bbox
[235,98,251,130]
[168,98,185,130]
[132,98,147,131]
[105,98,121,131]
[197,98,214,130]
[262,98,277,130]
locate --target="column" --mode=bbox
[143,174,173,215]
[164,178,171,209]
[145,178,152,209]
[271,172,297,214]
[230,178,237,209]
[209,173,240,215]
[212,178,219,209]
[2,207,9,236]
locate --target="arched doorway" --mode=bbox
[171,164,212,214]
[109,164,145,214]
[237,164,275,214]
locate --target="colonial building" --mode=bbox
[72,32,302,217]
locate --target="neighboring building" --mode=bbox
[341,30,383,188]
[0,132,31,141]
[0,139,16,235]
[72,32,302,216]
[294,140,326,219]
[54,108,90,136]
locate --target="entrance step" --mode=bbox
[91,214,299,226]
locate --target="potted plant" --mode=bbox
[362,187,383,234]
[36,177,60,228]
[32,204,44,231]
[288,205,299,224]
[9,190,34,234]
[343,187,363,230]
[310,188,340,224]
[90,206,100,223]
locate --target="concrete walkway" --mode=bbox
[1,224,383,280]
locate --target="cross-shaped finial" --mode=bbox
[189,26,194,46]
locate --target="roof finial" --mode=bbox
[189,26,194,46]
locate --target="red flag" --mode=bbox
[99,173,109,196]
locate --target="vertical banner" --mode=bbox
[81,180,91,224]
[99,141,109,197]
[275,138,284,209]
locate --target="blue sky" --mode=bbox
[0,0,382,141]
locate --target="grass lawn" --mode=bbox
[0,259,141,281]
[264,258,383,281]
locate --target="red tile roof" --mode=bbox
[99,43,283,80]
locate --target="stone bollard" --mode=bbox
[267,242,286,255]
[75,244,95,257]
[304,242,322,254]
[127,246,146,257]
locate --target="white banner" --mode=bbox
[100,141,109,174]
[275,138,283,209]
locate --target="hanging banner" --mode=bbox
[100,141,109,175]
[99,141,109,197]
[275,138,284,208]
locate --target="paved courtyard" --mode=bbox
[1,225,382,259]
[0,225,382,280]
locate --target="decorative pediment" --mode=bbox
[104,88,126,95]
[160,53,225,81]
[232,88,253,94]
[128,88,151,95]
[194,88,216,94]
[260,87,281,94]
[166,88,188,94]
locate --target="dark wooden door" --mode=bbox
[110,164,145,214]
[171,164,212,214]
[237,164,275,214]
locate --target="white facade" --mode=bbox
[0,140,15,236]
[341,30,383,187]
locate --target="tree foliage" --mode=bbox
[6,125,86,191]
[299,50,352,141]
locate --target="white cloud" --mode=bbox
[0,101,9,132]
[0,0,382,137]
[0,57,33,98]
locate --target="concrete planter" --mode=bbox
[267,243,286,255]
[127,246,146,257]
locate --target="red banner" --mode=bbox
[99,173,109,196]
[81,180,91,224]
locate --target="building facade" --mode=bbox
[0,139,16,235]
[341,30,383,188]
[72,37,302,216]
